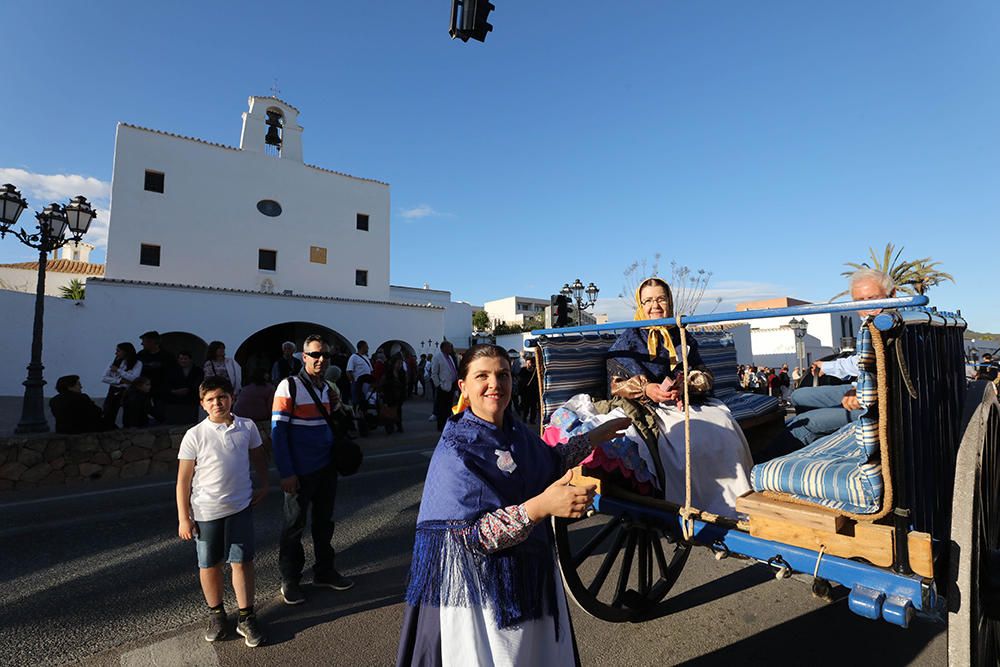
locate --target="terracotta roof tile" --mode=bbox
[0,260,104,275]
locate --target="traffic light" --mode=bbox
[450,0,494,43]
[551,294,570,328]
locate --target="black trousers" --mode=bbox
[434,383,455,431]
[278,464,338,584]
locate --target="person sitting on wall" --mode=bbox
[50,375,111,434]
[123,376,155,428]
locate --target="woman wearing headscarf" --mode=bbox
[397,344,629,666]
[605,276,753,517]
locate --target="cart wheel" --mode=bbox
[553,512,690,623]
[948,382,1000,666]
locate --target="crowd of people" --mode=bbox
[737,363,795,402]
[46,330,450,437]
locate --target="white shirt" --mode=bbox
[102,360,143,388]
[346,353,373,380]
[431,350,458,390]
[178,415,262,521]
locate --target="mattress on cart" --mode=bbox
[750,326,882,515]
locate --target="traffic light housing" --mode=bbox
[551,294,570,328]
[450,0,494,43]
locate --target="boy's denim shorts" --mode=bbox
[195,505,255,568]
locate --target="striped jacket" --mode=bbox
[271,374,335,478]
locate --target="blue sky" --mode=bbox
[4,1,998,329]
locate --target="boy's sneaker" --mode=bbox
[281,581,306,605]
[205,610,227,642]
[236,614,265,648]
[313,570,355,591]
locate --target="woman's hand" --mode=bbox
[644,382,673,403]
[586,417,633,444]
[523,470,596,522]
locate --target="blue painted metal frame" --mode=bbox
[530,295,929,337]
[593,494,936,627]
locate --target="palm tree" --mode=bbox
[59,279,86,300]
[833,243,954,299]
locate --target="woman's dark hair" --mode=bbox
[114,342,138,370]
[206,341,226,362]
[458,344,511,380]
[56,375,80,393]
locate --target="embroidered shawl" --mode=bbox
[405,410,562,629]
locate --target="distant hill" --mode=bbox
[966,330,999,341]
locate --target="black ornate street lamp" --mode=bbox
[788,318,808,380]
[561,277,599,325]
[0,184,96,433]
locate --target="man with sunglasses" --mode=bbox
[271,335,354,605]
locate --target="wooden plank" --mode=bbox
[908,531,934,579]
[736,492,847,533]
[748,515,895,568]
[571,466,602,495]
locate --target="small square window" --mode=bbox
[144,170,165,193]
[309,246,327,264]
[356,213,369,231]
[355,269,368,287]
[258,249,277,271]
[139,244,160,267]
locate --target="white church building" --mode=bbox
[0,96,471,397]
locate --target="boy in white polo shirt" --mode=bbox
[176,376,270,647]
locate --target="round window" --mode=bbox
[257,199,282,217]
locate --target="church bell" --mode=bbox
[265,110,283,147]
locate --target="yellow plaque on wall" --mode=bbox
[310,246,328,264]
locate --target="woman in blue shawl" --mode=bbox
[397,344,629,667]
[605,277,753,517]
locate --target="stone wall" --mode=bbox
[0,422,271,492]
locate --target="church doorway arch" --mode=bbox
[234,322,353,383]
[160,331,209,365]
[375,339,416,361]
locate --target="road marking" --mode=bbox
[120,633,219,666]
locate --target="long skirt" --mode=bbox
[396,556,579,667]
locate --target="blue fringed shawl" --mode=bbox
[404,410,562,630]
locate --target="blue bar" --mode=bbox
[531,295,929,336]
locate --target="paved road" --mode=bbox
[0,399,946,666]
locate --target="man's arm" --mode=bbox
[430,355,443,388]
[176,459,196,540]
[270,379,299,493]
[820,354,860,380]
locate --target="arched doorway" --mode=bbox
[375,339,416,361]
[160,331,209,365]
[235,322,354,384]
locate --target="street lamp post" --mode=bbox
[788,318,808,383]
[560,278,600,326]
[0,184,96,433]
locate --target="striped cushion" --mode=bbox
[539,334,618,425]
[750,324,882,514]
[537,331,782,425]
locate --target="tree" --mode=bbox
[59,279,86,300]
[472,310,491,332]
[833,243,955,299]
[620,255,721,315]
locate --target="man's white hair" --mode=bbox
[849,268,895,295]
[282,340,296,350]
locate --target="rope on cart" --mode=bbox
[812,544,827,578]
[678,319,698,541]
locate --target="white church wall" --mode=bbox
[0,280,443,398]
[104,123,390,300]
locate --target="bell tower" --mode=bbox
[239,96,303,162]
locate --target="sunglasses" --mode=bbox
[303,351,331,359]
